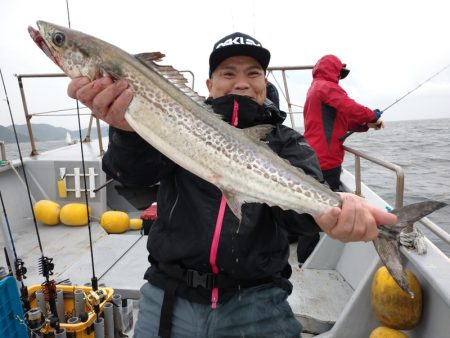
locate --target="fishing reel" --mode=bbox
[86,288,107,307]
[38,256,54,277]
[41,279,57,302]
[15,258,27,281]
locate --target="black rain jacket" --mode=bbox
[103,95,324,303]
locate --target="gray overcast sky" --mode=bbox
[1,0,449,130]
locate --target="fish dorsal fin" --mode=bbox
[134,52,211,112]
[135,52,166,63]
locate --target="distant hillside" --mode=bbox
[0,123,109,144]
[0,125,28,143]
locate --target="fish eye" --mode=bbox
[52,32,65,46]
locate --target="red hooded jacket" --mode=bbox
[303,55,376,170]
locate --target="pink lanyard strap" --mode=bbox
[209,99,239,309]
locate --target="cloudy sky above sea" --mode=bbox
[0,0,449,130]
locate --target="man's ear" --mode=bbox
[206,78,213,96]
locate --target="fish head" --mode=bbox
[28,21,103,80]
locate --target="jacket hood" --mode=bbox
[312,54,345,83]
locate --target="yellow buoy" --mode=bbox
[371,266,422,330]
[129,218,143,230]
[100,211,129,234]
[57,179,67,198]
[369,326,409,338]
[33,200,61,225]
[60,203,91,226]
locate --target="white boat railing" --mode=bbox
[14,71,196,157]
[268,65,450,248]
[15,73,100,156]
[267,65,313,129]
[344,145,450,247]
[0,141,6,163]
[344,146,405,209]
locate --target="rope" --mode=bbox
[400,225,427,255]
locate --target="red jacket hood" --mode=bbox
[312,54,345,83]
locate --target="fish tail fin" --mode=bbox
[374,200,447,298]
[391,200,447,228]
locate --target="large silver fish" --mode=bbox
[28,21,446,296]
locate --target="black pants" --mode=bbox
[291,166,342,265]
[288,233,320,264]
[297,233,320,264]
[322,166,342,192]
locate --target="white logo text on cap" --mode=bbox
[216,37,261,49]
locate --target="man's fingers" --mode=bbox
[328,194,359,240]
[314,207,340,234]
[315,193,398,243]
[91,79,128,117]
[106,89,134,131]
[76,77,115,109]
[67,77,90,99]
[370,205,397,226]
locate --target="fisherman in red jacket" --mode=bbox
[303,54,384,191]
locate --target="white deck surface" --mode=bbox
[59,233,148,299]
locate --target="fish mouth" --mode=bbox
[28,23,60,67]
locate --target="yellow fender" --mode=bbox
[100,211,129,234]
[369,326,409,338]
[60,203,92,226]
[371,266,422,330]
[129,218,143,230]
[33,200,61,225]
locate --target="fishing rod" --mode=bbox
[339,63,450,142]
[0,190,31,310]
[1,66,57,318]
[65,0,105,321]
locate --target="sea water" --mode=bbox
[342,118,450,255]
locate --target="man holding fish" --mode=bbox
[63,31,396,337]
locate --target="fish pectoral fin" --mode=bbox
[373,236,413,297]
[243,125,275,142]
[222,190,243,221]
[390,200,447,229]
[222,190,254,222]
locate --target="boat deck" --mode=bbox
[2,138,450,337]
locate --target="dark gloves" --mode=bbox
[372,109,382,121]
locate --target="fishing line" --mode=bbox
[0,190,19,264]
[1,66,52,314]
[0,67,45,257]
[66,0,71,29]
[65,1,101,317]
[339,63,450,142]
[74,99,98,285]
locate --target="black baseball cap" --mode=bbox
[209,32,271,77]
